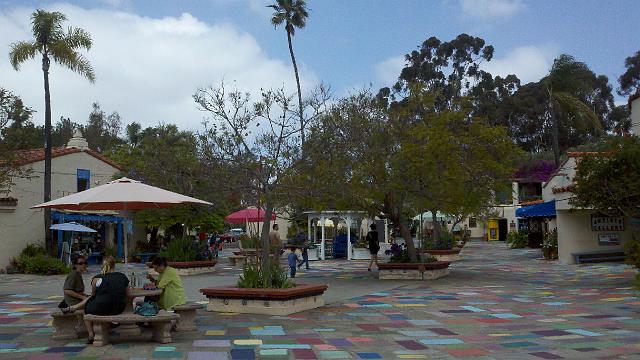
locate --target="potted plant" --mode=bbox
[379,242,451,280]
[351,237,371,260]
[0,197,18,207]
[201,261,327,315]
[542,229,558,260]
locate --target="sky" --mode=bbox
[0,0,638,131]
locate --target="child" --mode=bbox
[287,246,300,278]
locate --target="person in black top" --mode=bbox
[367,223,380,271]
[61,255,131,344]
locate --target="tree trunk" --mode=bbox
[398,211,418,263]
[260,203,274,287]
[287,30,305,146]
[431,209,441,241]
[42,54,53,256]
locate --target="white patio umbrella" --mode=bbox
[50,222,97,233]
[33,177,212,277]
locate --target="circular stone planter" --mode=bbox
[421,248,461,262]
[378,261,451,280]
[200,284,328,316]
[146,260,217,276]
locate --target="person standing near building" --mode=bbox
[367,224,380,271]
[269,224,282,257]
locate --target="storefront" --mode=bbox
[52,211,126,262]
[515,200,556,248]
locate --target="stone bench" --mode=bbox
[172,302,203,331]
[228,255,247,266]
[51,311,85,340]
[572,250,626,264]
[84,311,179,346]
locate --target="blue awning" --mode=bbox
[516,200,556,218]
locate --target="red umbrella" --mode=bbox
[225,208,275,223]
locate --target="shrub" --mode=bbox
[421,231,456,250]
[21,243,46,257]
[386,243,438,263]
[160,237,196,262]
[542,229,558,260]
[239,234,261,249]
[17,255,69,275]
[237,262,293,289]
[507,231,528,249]
[624,235,640,287]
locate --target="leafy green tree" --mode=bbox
[571,136,640,218]
[0,88,36,192]
[618,50,640,96]
[268,0,309,144]
[84,103,123,153]
[9,10,95,254]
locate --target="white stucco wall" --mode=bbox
[557,210,637,264]
[631,96,640,136]
[0,151,120,267]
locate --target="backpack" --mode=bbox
[134,301,159,316]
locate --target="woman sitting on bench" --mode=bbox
[61,256,132,344]
[147,257,186,310]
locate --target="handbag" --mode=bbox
[134,301,160,316]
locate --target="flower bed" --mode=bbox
[378,261,451,280]
[200,284,328,315]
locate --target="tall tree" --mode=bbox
[618,50,640,96]
[268,0,309,145]
[9,10,95,254]
[543,54,602,166]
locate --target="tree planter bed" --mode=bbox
[378,261,451,280]
[200,284,328,315]
[147,260,217,275]
[421,248,461,262]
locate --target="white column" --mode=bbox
[346,216,352,260]
[320,216,326,260]
[384,219,389,243]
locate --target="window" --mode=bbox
[468,217,477,228]
[77,169,90,192]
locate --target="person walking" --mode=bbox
[288,246,301,278]
[367,224,380,271]
[298,241,310,270]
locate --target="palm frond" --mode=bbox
[553,92,601,132]
[31,10,66,46]
[49,40,95,83]
[8,41,39,70]
[64,27,92,50]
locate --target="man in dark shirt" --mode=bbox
[63,256,88,306]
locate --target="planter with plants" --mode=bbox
[200,262,327,315]
[506,231,528,249]
[148,237,216,275]
[379,243,451,280]
[419,233,461,262]
[351,237,371,260]
[542,229,558,260]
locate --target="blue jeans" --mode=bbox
[289,266,297,278]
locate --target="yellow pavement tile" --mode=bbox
[234,339,263,346]
[205,330,226,336]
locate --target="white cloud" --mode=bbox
[0,3,314,130]
[481,45,559,84]
[374,56,405,86]
[460,0,524,20]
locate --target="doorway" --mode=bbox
[498,219,508,242]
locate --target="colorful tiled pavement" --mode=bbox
[1,240,639,359]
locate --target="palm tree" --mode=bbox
[543,54,601,166]
[9,10,95,254]
[268,0,309,145]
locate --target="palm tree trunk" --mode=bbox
[42,53,53,256]
[286,30,304,145]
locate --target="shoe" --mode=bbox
[367,268,371,272]
[86,337,94,345]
